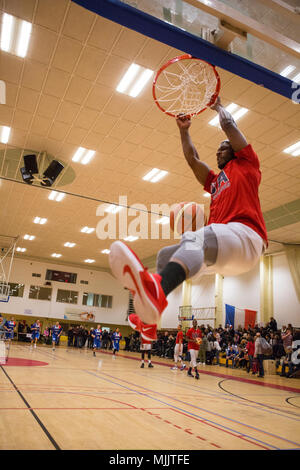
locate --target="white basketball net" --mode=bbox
[154,58,219,116]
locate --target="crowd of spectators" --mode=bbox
[124,317,299,378]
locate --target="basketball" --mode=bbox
[170,202,206,235]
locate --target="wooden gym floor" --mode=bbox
[0,342,299,451]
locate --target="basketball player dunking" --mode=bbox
[109,96,268,341]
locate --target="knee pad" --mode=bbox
[156,243,180,273]
[171,230,205,278]
[169,227,218,278]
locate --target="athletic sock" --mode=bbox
[159,262,186,296]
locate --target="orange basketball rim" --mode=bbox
[153,54,221,118]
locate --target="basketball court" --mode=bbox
[1,342,299,450]
[0,0,299,454]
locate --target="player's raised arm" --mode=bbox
[176,114,211,186]
[211,97,248,152]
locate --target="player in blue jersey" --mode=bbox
[30,320,41,349]
[51,321,62,351]
[112,328,122,356]
[4,317,16,341]
[92,324,102,357]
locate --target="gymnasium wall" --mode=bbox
[0,257,129,326]
[1,253,298,330]
[223,263,261,323]
[272,253,300,328]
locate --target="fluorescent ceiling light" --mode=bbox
[280,65,296,77]
[124,236,139,242]
[33,217,47,224]
[209,103,248,126]
[283,141,300,156]
[84,259,95,263]
[143,168,168,183]
[101,249,110,254]
[129,69,154,98]
[24,234,35,240]
[16,247,26,252]
[48,191,65,201]
[232,107,248,121]
[292,72,300,84]
[16,19,32,57]
[64,242,76,247]
[155,216,169,225]
[1,13,14,52]
[1,13,32,58]
[51,253,62,258]
[0,126,11,143]
[117,63,153,97]
[72,147,95,164]
[150,170,168,183]
[81,226,94,234]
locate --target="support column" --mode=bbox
[182,279,192,307]
[180,280,192,330]
[214,273,224,328]
[260,255,273,326]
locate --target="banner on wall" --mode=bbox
[225,304,257,329]
[64,309,95,322]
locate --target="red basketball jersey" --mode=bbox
[204,144,267,243]
[176,330,184,344]
[186,328,202,351]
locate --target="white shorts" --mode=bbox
[195,222,265,278]
[189,349,198,368]
[174,343,183,359]
[140,343,151,351]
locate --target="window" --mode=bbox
[29,285,52,301]
[8,282,24,298]
[82,292,112,308]
[56,289,78,304]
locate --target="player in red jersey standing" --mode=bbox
[140,335,154,368]
[186,319,202,379]
[171,324,186,371]
[109,96,268,340]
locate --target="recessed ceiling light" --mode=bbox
[0,125,10,143]
[48,191,65,201]
[0,13,32,58]
[80,226,94,234]
[142,168,168,183]
[64,242,76,247]
[209,103,248,126]
[16,247,26,252]
[280,65,296,77]
[124,236,139,242]
[24,234,35,240]
[101,249,110,254]
[84,259,95,263]
[283,141,300,157]
[33,217,47,225]
[72,147,95,165]
[116,63,154,97]
[51,253,62,258]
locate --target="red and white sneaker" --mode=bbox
[128,314,157,341]
[128,314,142,332]
[109,241,168,324]
[141,323,157,341]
